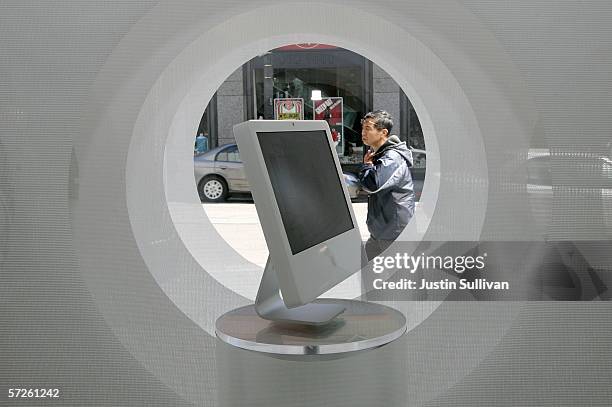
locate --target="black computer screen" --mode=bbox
[257,130,354,254]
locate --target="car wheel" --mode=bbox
[198,175,228,202]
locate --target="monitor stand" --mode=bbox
[254,257,345,325]
[215,256,407,355]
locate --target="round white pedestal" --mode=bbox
[216,299,406,355]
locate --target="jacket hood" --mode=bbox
[374,135,413,167]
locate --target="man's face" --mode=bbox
[361,119,388,147]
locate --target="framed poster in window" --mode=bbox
[314,97,344,155]
[274,98,304,120]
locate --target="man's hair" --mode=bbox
[362,110,393,134]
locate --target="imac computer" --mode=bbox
[233,120,364,325]
[216,120,406,354]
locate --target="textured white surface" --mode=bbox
[3,1,612,405]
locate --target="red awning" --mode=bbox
[274,43,338,51]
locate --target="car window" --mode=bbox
[216,145,241,162]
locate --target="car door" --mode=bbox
[214,145,249,192]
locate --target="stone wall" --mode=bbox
[372,63,401,137]
[216,67,245,145]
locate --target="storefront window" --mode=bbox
[197,44,425,171]
[252,46,368,166]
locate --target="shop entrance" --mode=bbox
[249,45,368,167]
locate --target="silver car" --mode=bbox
[194,144,361,202]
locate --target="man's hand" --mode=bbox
[364,149,375,165]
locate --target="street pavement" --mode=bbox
[203,200,428,300]
[203,201,370,268]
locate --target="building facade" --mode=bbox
[197,44,424,170]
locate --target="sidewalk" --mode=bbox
[203,201,428,300]
[203,202,370,268]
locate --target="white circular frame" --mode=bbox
[125,4,492,335]
[75,1,534,403]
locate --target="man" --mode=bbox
[359,110,415,260]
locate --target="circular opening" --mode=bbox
[155,32,448,306]
[194,44,428,272]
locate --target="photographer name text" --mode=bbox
[371,252,510,291]
[373,278,509,291]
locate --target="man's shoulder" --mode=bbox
[377,148,405,162]
[377,142,412,167]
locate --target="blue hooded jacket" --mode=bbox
[359,135,415,240]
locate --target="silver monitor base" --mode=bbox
[216,299,407,355]
[254,257,345,325]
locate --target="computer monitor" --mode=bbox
[233,120,364,324]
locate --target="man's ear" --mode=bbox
[382,128,389,137]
